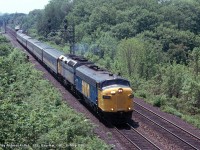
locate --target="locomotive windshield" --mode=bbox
[101,79,130,89]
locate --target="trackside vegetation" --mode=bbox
[0,35,110,149]
[1,0,200,128]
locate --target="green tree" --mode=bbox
[160,0,200,33]
[37,0,72,36]
[96,33,118,60]
[189,47,200,76]
[116,38,145,77]
[89,4,117,32]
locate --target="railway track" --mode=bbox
[114,123,160,150]
[134,101,200,149]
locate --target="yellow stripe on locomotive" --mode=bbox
[82,80,90,97]
[98,87,133,112]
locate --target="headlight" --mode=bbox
[111,91,116,95]
[118,88,123,93]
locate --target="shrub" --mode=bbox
[162,105,183,118]
[153,95,167,108]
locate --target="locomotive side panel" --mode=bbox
[75,72,98,106]
[59,61,75,84]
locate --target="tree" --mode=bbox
[189,47,200,76]
[37,0,72,36]
[116,38,145,77]
[89,4,117,32]
[111,22,136,39]
[160,0,200,33]
[96,33,118,60]
[135,10,159,34]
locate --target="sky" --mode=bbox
[0,0,50,14]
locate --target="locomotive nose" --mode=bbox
[100,87,133,112]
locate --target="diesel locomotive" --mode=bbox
[13,28,134,123]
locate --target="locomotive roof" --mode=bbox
[76,64,122,86]
[66,54,88,62]
[60,54,92,68]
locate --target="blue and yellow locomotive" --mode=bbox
[75,63,134,122]
[15,29,134,123]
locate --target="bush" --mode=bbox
[162,106,183,118]
[182,115,200,129]
[153,95,167,108]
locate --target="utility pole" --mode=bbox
[4,20,6,33]
[64,19,75,54]
[69,23,75,55]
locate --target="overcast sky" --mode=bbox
[0,0,50,14]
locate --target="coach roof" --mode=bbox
[43,48,64,58]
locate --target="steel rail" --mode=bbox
[134,103,199,150]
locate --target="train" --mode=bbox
[8,27,134,123]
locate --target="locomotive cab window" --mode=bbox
[101,79,130,89]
